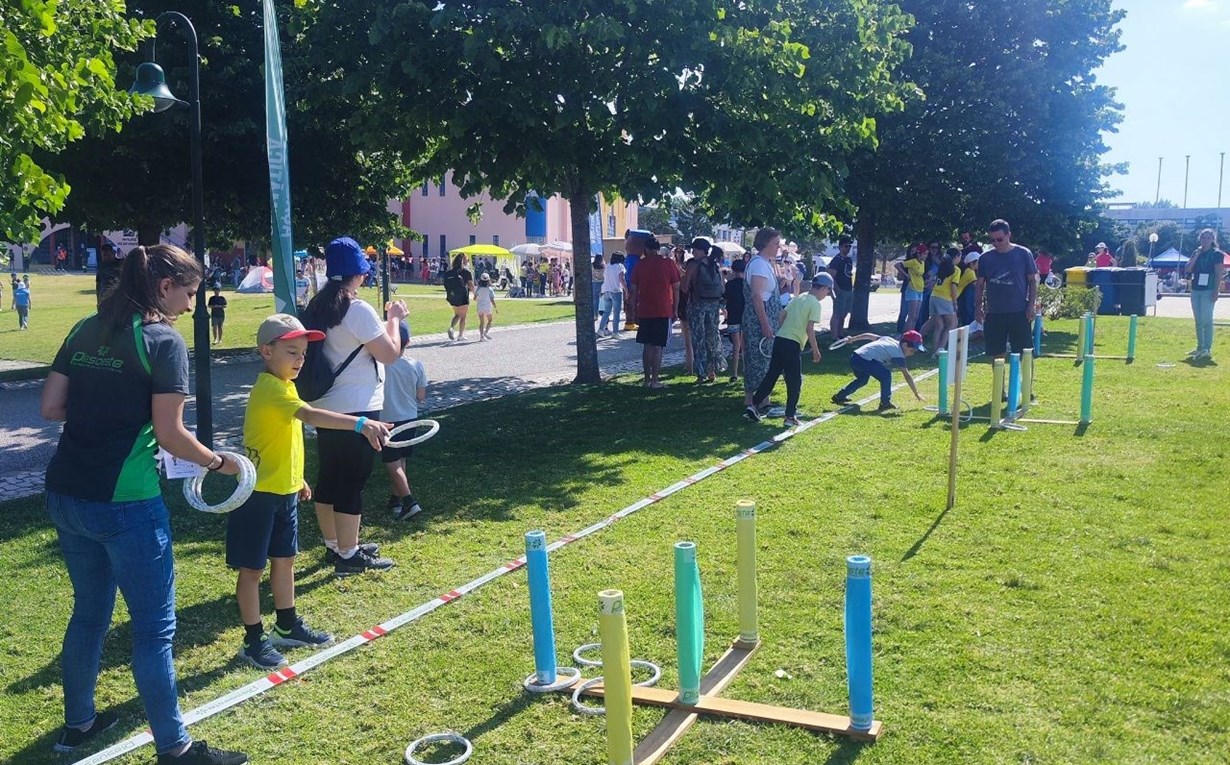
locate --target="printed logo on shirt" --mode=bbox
[70,346,124,372]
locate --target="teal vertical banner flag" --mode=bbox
[263,0,297,315]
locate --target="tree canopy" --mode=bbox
[302,0,911,381]
[844,0,1125,327]
[0,0,148,243]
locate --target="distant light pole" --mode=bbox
[1183,155,1190,209]
[1155,157,1163,205]
[129,11,213,447]
[1219,152,1225,209]
[1148,231,1158,260]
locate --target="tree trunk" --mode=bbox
[137,224,162,247]
[850,213,877,330]
[567,179,601,384]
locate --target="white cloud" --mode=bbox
[1182,0,1219,11]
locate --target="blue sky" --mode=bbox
[1098,0,1228,207]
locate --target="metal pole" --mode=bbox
[160,12,212,449]
[1183,155,1190,209]
[1155,157,1163,204]
[1219,152,1225,208]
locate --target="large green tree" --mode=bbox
[845,0,1125,328]
[39,0,408,247]
[302,0,910,382]
[0,0,148,243]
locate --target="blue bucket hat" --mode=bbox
[324,237,372,279]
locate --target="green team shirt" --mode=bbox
[45,314,190,502]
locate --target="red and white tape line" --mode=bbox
[73,367,940,765]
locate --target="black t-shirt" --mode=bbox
[208,294,228,319]
[46,314,190,502]
[724,278,745,326]
[829,253,853,291]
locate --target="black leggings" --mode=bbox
[753,337,803,417]
[313,410,378,515]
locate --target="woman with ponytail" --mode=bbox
[40,245,248,764]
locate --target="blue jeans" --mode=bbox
[837,354,894,405]
[47,492,189,754]
[591,281,602,319]
[1191,290,1216,353]
[599,290,623,333]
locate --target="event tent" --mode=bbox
[237,265,274,293]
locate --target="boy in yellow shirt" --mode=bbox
[228,314,391,669]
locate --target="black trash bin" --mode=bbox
[1117,267,1148,317]
[1089,268,1120,315]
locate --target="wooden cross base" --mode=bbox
[578,638,882,765]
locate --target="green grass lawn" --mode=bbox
[0,275,575,366]
[1,316,1227,764]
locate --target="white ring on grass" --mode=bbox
[386,419,441,449]
[570,644,661,687]
[182,452,256,514]
[404,732,472,765]
[828,337,851,350]
[571,677,608,715]
[759,337,773,358]
[522,666,581,694]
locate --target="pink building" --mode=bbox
[393,174,637,264]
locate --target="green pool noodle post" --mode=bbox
[1080,354,1095,424]
[937,349,950,416]
[1021,348,1034,408]
[599,590,634,765]
[1084,312,1095,356]
[735,500,758,645]
[990,358,1005,427]
[1127,314,1138,362]
[674,541,704,705]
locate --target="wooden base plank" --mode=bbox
[632,640,760,765]
[583,683,883,742]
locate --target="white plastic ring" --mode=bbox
[572,643,603,667]
[182,451,256,514]
[404,732,472,765]
[571,677,607,716]
[522,666,580,694]
[759,337,773,358]
[569,645,661,687]
[829,337,851,350]
[386,419,441,449]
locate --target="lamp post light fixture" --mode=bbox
[129,11,214,448]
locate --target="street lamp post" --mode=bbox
[129,12,213,447]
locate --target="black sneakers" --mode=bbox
[743,405,762,422]
[270,618,335,649]
[156,740,248,765]
[831,394,851,404]
[333,547,396,576]
[877,401,899,412]
[53,710,119,753]
[324,541,380,565]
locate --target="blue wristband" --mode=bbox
[354,416,368,433]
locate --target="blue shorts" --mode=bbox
[226,491,299,570]
[903,287,924,302]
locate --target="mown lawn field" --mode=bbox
[1,315,1226,765]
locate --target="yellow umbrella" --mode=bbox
[364,245,379,255]
[387,243,405,256]
[450,243,513,257]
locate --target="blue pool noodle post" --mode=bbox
[1006,352,1021,419]
[845,555,874,731]
[525,530,557,685]
[1033,312,1043,356]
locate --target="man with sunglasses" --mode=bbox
[975,219,1038,360]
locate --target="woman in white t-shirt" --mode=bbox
[742,229,784,408]
[597,251,628,336]
[302,237,409,576]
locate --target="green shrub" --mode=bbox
[1039,284,1102,319]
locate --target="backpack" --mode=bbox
[294,338,364,402]
[443,268,466,300]
[694,259,724,300]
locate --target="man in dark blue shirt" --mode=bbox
[975,219,1038,360]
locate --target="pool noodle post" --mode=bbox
[936,348,950,416]
[1127,314,1138,362]
[735,500,758,647]
[1080,354,1095,424]
[525,530,557,685]
[1006,353,1021,419]
[599,590,634,765]
[844,556,875,732]
[1033,312,1043,356]
[1021,349,1034,409]
[990,358,1005,427]
[1084,312,1095,356]
[1076,311,1088,360]
[946,327,967,511]
[674,542,704,705]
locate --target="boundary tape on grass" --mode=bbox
[72,366,941,765]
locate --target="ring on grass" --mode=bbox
[404,732,472,765]
[828,337,851,350]
[758,337,773,358]
[182,451,256,514]
[386,419,441,449]
[570,644,662,687]
[522,666,581,694]
[571,677,608,716]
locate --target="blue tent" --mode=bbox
[1146,248,1187,268]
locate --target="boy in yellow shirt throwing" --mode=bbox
[229,314,391,669]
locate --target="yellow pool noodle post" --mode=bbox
[599,590,634,765]
[735,500,758,646]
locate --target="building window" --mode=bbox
[438,179,446,197]
[469,234,477,246]
[440,234,447,259]
[421,181,429,197]
[607,212,616,237]
[492,235,500,247]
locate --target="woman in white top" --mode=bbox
[302,237,408,576]
[742,228,784,407]
[597,251,628,336]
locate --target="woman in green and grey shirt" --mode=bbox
[1185,228,1224,360]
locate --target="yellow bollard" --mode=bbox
[990,359,1005,427]
[599,590,634,765]
[1021,348,1034,412]
[735,500,758,646]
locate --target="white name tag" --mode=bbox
[158,430,207,479]
[1197,274,1210,287]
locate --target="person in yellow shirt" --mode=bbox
[227,314,391,670]
[922,249,963,355]
[895,246,927,333]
